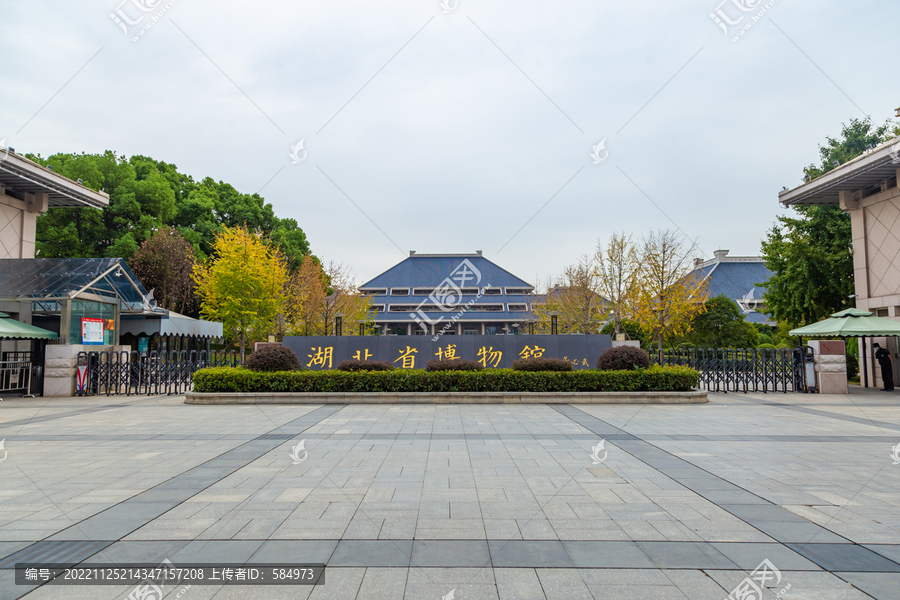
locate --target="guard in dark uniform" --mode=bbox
[873,343,894,391]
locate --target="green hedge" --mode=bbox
[192,365,699,393]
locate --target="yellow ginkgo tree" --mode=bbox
[192,226,288,359]
[631,229,708,358]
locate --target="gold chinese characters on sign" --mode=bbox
[518,345,545,359]
[352,349,373,361]
[394,346,418,369]
[307,347,333,369]
[435,344,459,360]
[477,346,502,368]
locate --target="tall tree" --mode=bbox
[130,228,197,315]
[192,226,288,358]
[632,229,708,354]
[284,259,371,336]
[30,151,310,266]
[532,255,605,334]
[689,294,759,348]
[595,233,638,336]
[287,255,328,337]
[761,116,900,326]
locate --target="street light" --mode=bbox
[549,311,559,336]
[335,313,344,336]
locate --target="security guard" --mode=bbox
[873,343,894,391]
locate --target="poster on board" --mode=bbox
[81,318,104,345]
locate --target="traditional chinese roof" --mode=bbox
[360,252,533,290]
[691,251,774,324]
[361,252,535,324]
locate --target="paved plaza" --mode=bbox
[1,389,899,599]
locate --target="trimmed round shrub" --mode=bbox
[337,359,394,371]
[245,345,301,372]
[512,357,573,371]
[597,346,650,371]
[427,359,483,371]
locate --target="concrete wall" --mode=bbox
[808,340,847,394]
[0,189,46,259]
[844,179,900,388]
[44,344,129,397]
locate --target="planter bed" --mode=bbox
[185,390,707,404]
[187,365,704,404]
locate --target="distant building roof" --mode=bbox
[361,252,535,328]
[691,250,774,324]
[360,251,534,291]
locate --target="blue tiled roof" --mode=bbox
[697,261,774,324]
[361,255,533,290]
[361,254,535,326]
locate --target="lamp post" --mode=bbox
[512,323,520,335]
[358,321,366,336]
[529,321,535,335]
[550,312,559,336]
[335,313,344,336]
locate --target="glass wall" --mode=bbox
[69,299,117,345]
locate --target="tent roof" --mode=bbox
[0,316,58,340]
[0,258,156,312]
[789,308,900,337]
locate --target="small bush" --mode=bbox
[512,357,573,371]
[845,353,859,379]
[597,346,650,371]
[337,359,394,371]
[427,359,483,371]
[245,345,301,372]
[192,365,700,393]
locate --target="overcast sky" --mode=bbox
[1,0,896,286]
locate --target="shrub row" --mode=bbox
[193,365,699,394]
[337,359,394,371]
[511,357,573,372]
[427,359,483,371]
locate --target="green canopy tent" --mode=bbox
[790,308,900,388]
[0,312,58,340]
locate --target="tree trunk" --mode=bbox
[658,331,663,364]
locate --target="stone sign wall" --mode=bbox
[283,335,613,371]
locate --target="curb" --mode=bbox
[184,391,708,405]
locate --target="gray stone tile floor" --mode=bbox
[0,388,898,598]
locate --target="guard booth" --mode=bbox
[0,311,57,397]
[0,258,221,396]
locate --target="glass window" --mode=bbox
[69,299,116,345]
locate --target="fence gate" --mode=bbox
[78,350,241,396]
[656,347,814,393]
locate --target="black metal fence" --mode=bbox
[654,347,814,393]
[78,350,242,396]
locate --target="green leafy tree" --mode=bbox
[30,151,311,267]
[599,319,646,345]
[131,228,198,315]
[761,117,899,327]
[688,295,759,348]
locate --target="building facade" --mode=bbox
[690,249,774,325]
[0,148,108,260]
[359,251,535,336]
[779,134,900,387]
